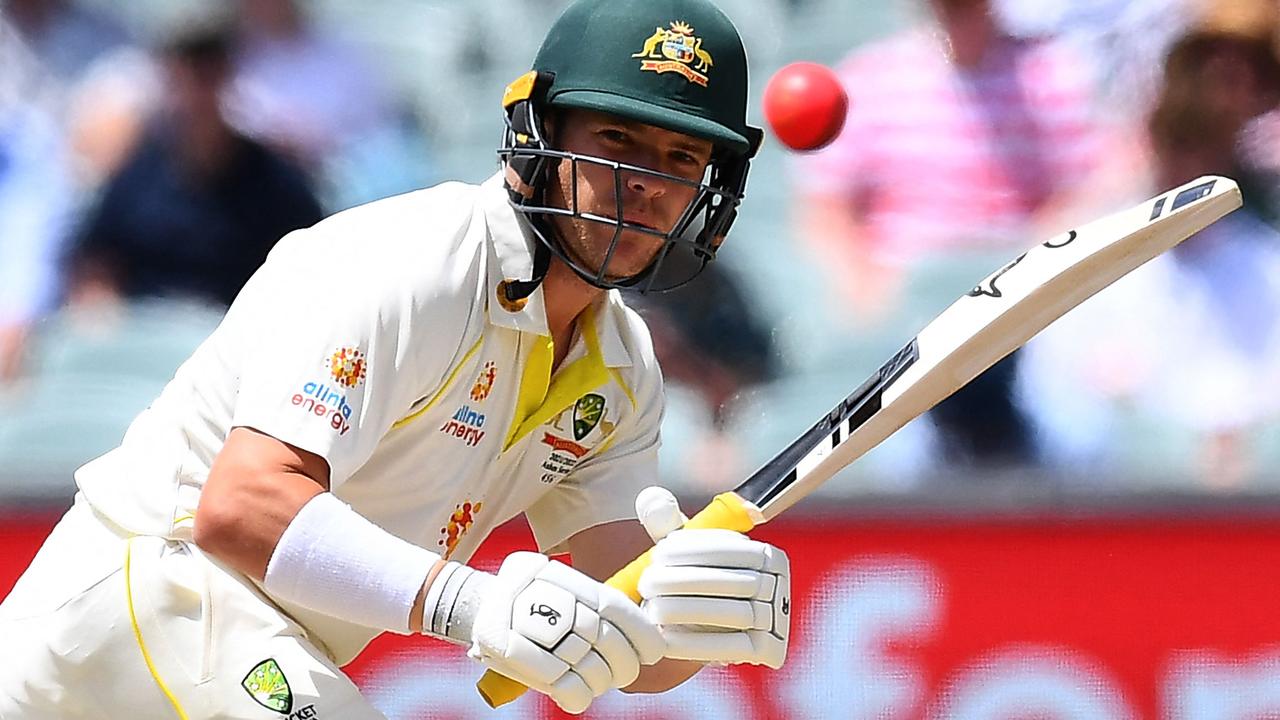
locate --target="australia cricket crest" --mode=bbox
[633,21,714,86]
[573,393,606,441]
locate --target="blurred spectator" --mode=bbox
[795,0,1106,467]
[1241,107,1280,228]
[3,0,147,192]
[2,0,131,87]
[628,257,779,488]
[631,259,778,425]
[0,18,73,382]
[1147,0,1280,207]
[226,0,434,209]
[993,0,1191,119]
[228,0,391,165]
[1018,1,1280,489]
[1232,0,1280,230]
[61,47,162,190]
[67,18,323,310]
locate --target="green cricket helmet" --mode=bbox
[498,0,763,298]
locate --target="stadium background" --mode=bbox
[2,0,1279,717]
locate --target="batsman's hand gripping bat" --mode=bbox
[477,175,1242,707]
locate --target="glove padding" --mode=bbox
[635,487,791,669]
[469,552,665,714]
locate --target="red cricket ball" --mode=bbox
[762,61,849,152]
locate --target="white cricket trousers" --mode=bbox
[0,494,387,719]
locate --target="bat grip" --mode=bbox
[476,492,758,708]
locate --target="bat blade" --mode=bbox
[735,175,1241,521]
[475,175,1241,708]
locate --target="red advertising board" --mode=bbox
[4,510,1279,718]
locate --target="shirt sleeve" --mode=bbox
[229,213,478,487]
[524,356,664,556]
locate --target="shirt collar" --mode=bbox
[479,172,634,368]
[481,171,550,335]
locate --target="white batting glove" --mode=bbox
[425,552,664,714]
[635,487,791,669]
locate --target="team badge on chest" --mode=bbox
[572,393,605,440]
[537,393,619,483]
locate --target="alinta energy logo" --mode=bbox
[292,382,355,436]
[439,500,483,559]
[470,361,497,402]
[439,405,486,447]
[326,346,367,389]
[292,346,364,436]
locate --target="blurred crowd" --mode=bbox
[0,0,1278,499]
[793,0,1280,492]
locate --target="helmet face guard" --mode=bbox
[499,71,754,294]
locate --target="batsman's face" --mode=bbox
[546,109,714,279]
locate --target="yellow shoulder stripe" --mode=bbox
[393,337,484,430]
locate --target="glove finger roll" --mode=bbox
[660,627,756,664]
[635,486,686,542]
[653,530,774,570]
[596,585,665,664]
[499,634,570,686]
[548,670,593,715]
[593,620,641,688]
[552,632,592,666]
[572,604,601,645]
[645,595,770,630]
[639,566,774,600]
[573,649,613,697]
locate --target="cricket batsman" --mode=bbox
[0,0,791,716]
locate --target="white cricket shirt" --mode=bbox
[74,172,665,663]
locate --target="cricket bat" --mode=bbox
[478,175,1242,707]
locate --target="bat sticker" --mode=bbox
[1149,197,1167,221]
[1171,179,1217,212]
[968,254,1026,299]
[1043,229,1079,249]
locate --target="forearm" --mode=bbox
[196,461,326,580]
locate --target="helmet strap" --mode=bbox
[500,71,559,302]
[501,238,553,303]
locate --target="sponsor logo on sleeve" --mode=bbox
[326,347,367,388]
[292,381,355,435]
[289,346,365,436]
[439,501,483,559]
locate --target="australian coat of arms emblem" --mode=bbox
[632,21,714,86]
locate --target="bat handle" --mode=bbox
[476,492,759,708]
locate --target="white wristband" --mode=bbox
[421,561,493,645]
[263,492,436,634]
